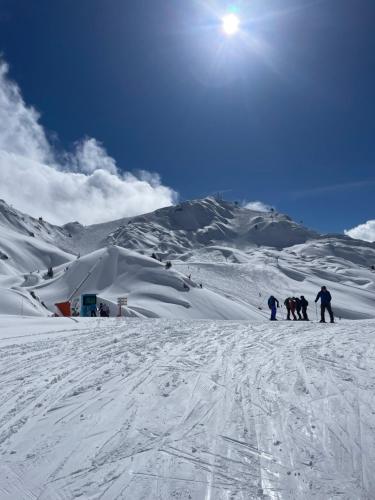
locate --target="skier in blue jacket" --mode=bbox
[268,295,280,321]
[315,286,334,323]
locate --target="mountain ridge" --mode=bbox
[2,196,374,257]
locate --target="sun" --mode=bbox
[222,13,240,36]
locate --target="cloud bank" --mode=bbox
[244,201,272,212]
[0,60,177,225]
[345,220,375,243]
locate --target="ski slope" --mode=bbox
[174,243,375,321]
[1,317,375,499]
[1,196,375,321]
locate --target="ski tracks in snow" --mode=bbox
[0,319,375,499]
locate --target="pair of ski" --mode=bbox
[275,319,336,323]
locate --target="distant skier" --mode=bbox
[284,298,297,320]
[104,304,110,317]
[99,303,107,317]
[284,298,291,320]
[290,298,298,320]
[268,295,280,321]
[300,296,309,321]
[315,286,334,323]
[294,297,302,320]
[90,304,97,317]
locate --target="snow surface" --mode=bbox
[1,198,375,498]
[1,197,374,320]
[1,317,375,499]
[32,246,261,320]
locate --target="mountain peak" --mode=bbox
[90,196,320,257]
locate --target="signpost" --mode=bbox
[117,297,128,317]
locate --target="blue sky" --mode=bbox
[0,0,374,234]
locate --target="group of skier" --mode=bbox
[284,296,309,321]
[268,286,335,323]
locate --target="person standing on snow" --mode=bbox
[284,297,296,320]
[288,298,297,320]
[284,297,291,320]
[315,286,334,323]
[300,296,309,321]
[268,295,280,321]
[294,297,303,320]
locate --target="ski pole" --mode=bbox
[315,303,318,322]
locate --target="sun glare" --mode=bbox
[222,13,240,36]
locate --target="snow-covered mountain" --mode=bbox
[0,199,72,249]
[1,197,374,319]
[61,197,320,256]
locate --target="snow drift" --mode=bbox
[34,245,263,320]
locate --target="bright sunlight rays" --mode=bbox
[222,13,240,36]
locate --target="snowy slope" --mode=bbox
[0,227,73,275]
[0,199,74,279]
[1,196,374,320]
[0,201,76,318]
[1,317,375,499]
[0,199,72,251]
[174,240,375,320]
[33,245,264,320]
[69,197,320,256]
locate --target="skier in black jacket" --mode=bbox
[300,296,309,321]
[284,298,291,320]
[294,297,302,320]
[315,286,334,323]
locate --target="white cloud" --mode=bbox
[0,61,51,162]
[0,152,176,225]
[244,201,272,212]
[69,137,118,175]
[345,221,375,243]
[0,59,177,225]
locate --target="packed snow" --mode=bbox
[1,317,375,499]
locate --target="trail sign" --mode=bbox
[117,297,128,316]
